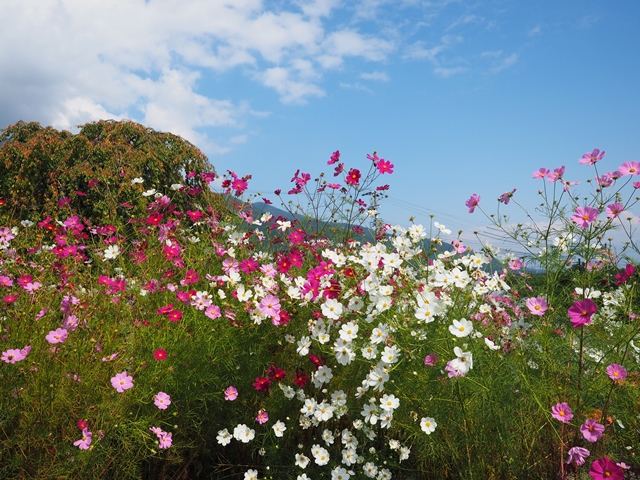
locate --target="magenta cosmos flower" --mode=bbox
[46,328,68,344]
[111,371,134,392]
[605,364,627,381]
[376,159,394,174]
[581,419,605,442]
[154,349,167,361]
[551,402,573,423]
[345,168,361,186]
[465,194,480,213]
[567,446,590,466]
[424,353,439,366]
[571,206,599,228]
[526,297,548,316]
[224,386,238,401]
[568,299,598,328]
[589,457,624,480]
[154,392,171,410]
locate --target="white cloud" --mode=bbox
[0,0,397,148]
[258,67,325,105]
[489,53,518,73]
[360,71,389,81]
[434,66,467,78]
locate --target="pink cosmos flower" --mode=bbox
[225,386,238,401]
[526,297,548,316]
[508,258,523,270]
[73,428,92,450]
[256,409,269,424]
[589,457,624,480]
[498,188,516,204]
[568,299,597,328]
[605,202,624,219]
[617,161,640,176]
[111,371,134,392]
[465,194,480,213]
[595,173,614,187]
[533,168,550,179]
[605,364,627,381]
[567,446,590,466]
[451,239,466,253]
[2,348,26,364]
[546,166,565,182]
[158,431,172,449]
[327,150,340,165]
[46,328,69,344]
[571,206,599,228]
[579,149,605,166]
[580,419,605,442]
[154,392,171,410]
[551,402,573,423]
[376,159,394,174]
[424,353,438,366]
[259,295,281,318]
[205,305,221,320]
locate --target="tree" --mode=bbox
[0,119,225,229]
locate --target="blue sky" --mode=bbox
[2,0,639,254]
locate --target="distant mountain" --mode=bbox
[248,201,454,256]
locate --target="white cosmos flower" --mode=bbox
[420,417,437,434]
[322,299,343,320]
[449,318,474,338]
[103,244,121,260]
[272,420,286,437]
[484,338,501,350]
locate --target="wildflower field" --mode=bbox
[0,121,639,479]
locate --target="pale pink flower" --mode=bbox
[154,391,171,410]
[73,428,92,450]
[526,297,548,316]
[111,371,134,392]
[2,348,26,364]
[567,446,590,466]
[46,328,68,344]
[533,168,550,179]
[225,386,238,400]
[259,294,281,318]
[618,161,640,176]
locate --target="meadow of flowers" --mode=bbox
[0,146,639,479]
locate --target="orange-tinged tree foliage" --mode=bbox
[0,119,227,229]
